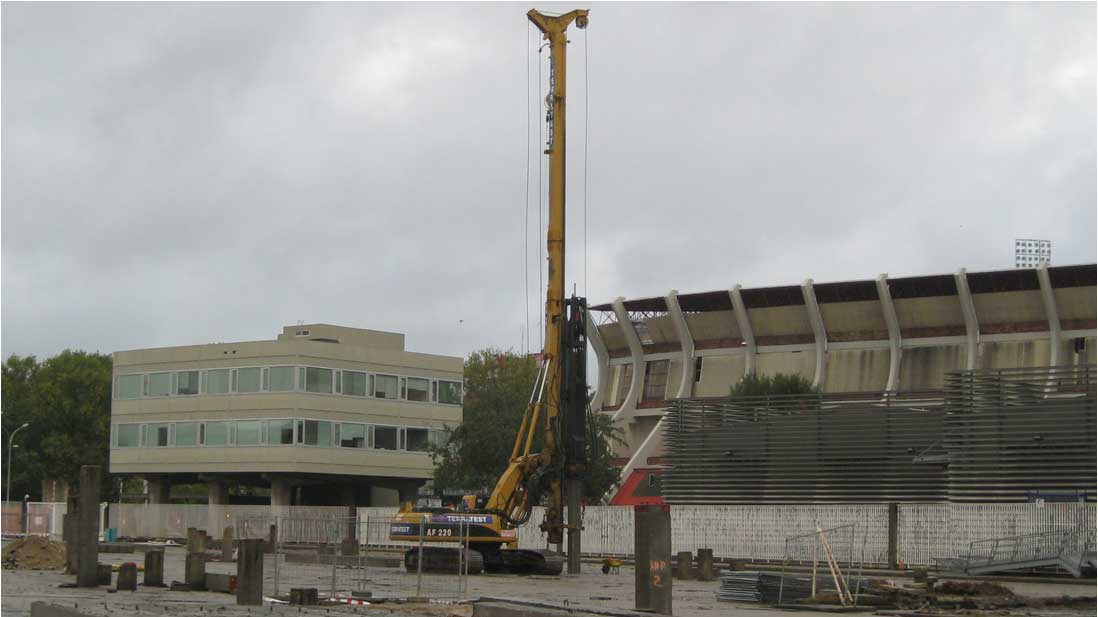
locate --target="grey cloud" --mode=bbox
[3,2,1094,363]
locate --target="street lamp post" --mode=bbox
[6,422,30,505]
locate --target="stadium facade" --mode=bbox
[585,264,1097,505]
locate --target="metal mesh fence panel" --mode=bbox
[359,515,469,600]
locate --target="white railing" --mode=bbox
[98,501,1095,568]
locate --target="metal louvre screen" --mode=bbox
[663,392,948,504]
[944,365,1096,502]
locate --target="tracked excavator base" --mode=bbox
[403,546,561,576]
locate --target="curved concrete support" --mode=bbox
[1036,265,1061,367]
[665,290,695,399]
[955,268,980,370]
[801,279,828,389]
[612,297,645,417]
[876,274,902,391]
[728,285,756,377]
[586,310,610,413]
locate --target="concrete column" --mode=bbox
[146,478,171,504]
[634,505,672,615]
[116,562,138,591]
[236,539,264,605]
[76,466,101,587]
[270,477,292,516]
[62,513,77,574]
[696,548,715,581]
[612,297,646,418]
[208,480,229,504]
[143,550,165,586]
[1037,265,1062,367]
[876,274,903,392]
[801,279,828,389]
[585,311,611,413]
[185,553,206,589]
[955,268,980,370]
[729,285,757,378]
[666,290,696,399]
[674,551,692,580]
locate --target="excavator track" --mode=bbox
[481,547,563,575]
[404,546,485,574]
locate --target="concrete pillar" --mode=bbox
[887,503,899,569]
[236,539,264,606]
[634,505,672,615]
[270,477,292,507]
[674,551,692,580]
[143,550,165,587]
[222,525,235,562]
[696,548,715,581]
[186,527,206,553]
[396,481,421,505]
[185,553,206,589]
[146,478,171,504]
[338,485,357,508]
[207,480,230,504]
[96,564,112,586]
[116,562,138,591]
[76,466,101,587]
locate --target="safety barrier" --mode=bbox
[104,501,1095,568]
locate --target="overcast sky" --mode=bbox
[3,2,1095,365]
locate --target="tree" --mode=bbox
[2,351,113,501]
[730,372,818,397]
[430,348,623,503]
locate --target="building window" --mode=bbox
[405,377,430,402]
[234,368,262,393]
[304,367,334,394]
[115,424,141,447]
[694,357,703,383]
[374,374,399,399]
[339,423,367,448]
[175,422,199,446]
[267,366,295,391]
[145,423,171,447]
[429,429,450,448]
[342,371,368,397]
[176,371,200,395]
[235,420,264,445]
[436,380,462,405]
[297,420,333,447]
[648,473,658,488]
[266,419,294,444]
[206,369,231,394]
[146,373,172,397]
[643,360,669,401]
[115,375,143,399]
[374,425,399,450]
[405,428,430,452]
[202,422,229,446]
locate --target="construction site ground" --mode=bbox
[1,542,1094,617]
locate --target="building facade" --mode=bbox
[109,324,463,507]
[585,264,1097,505]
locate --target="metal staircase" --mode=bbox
[938,528,1096,577]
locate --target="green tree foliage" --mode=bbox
[2,351,113,500]
[430,348,623,504]
[730,372,818,397]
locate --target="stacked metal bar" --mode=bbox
[664,391,948,503]
[944,365,1096,502]
[715,571,814,603]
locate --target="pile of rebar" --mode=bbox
[715,571,814,604]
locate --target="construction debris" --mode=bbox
[2,536,68,570]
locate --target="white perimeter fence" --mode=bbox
[8,501,1092,568]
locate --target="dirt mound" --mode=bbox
[1,536,67,570]
[936,580,1014,597]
